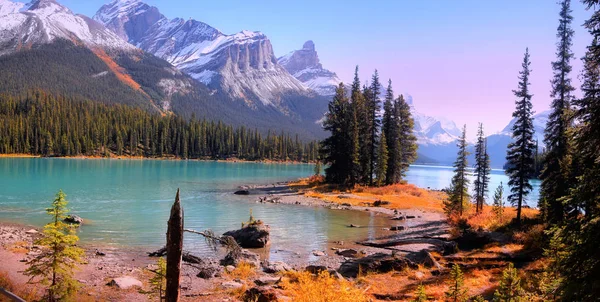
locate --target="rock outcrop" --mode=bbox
[278,41,341,96]
[338,253,417,278]
[223,224,270,248]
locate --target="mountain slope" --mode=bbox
[278,41,342,96]
[94,0,311,110]
[0,0,134,56]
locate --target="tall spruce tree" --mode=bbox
[549,1,600,296]
[382,80,397,184]
[445,125,470,216]
[350,66,364,186]
[395,94,418,180]
[506,48,536,225]
[360,84,374,185]
[473,123,491,214]
[320,83,353,185]
[540,0,575,225]
[367,70,382,185]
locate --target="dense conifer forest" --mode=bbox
[0,91,318,161]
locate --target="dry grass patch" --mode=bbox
[461,205,539,231]
[0,271,39,302]
[8,241,29,254]
[282,271,370,302]
[226,261,257,280]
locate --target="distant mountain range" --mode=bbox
[0,0,551,166]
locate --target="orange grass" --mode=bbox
[282,271,370,302]
[292,179,446,212]
[226,261,256,280]
[459,205,539,231]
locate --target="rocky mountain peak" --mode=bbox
[278,41,340,96]
[303,40,315,51]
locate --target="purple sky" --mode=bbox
[21,0,595,137]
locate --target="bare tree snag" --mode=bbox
[166,189,183,302]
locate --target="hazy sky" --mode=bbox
[22,0,595,137]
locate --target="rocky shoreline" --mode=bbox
[0,182,450,301]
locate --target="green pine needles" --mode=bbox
[24,190,84,302]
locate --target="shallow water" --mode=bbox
[0,159,540,261]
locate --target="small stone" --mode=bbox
[312,250,325,257]
[25,229,38,234]
[221,281,244,290]
[107,277,143,289]
[225,265,235,273]
[254,276,281,286]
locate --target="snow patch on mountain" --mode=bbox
[407,95,462,146]
[278,40,341,96]
[0,0,134,56]
[94,0,309,107]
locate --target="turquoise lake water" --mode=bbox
[0,158,539,260]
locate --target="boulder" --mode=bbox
[338,253,418,278]
[196,262,222,279]
[64,215,83,225]
[335,249,358,258]
[221,281,244,290]
[107,276,143,289]
[243,286,279,302]
[221,249,261,268]
[312,250,325,256]
[223,224,270,248]
[407,250,443,270]
[235,190,251,195]
[254,276,281,286]
[262,261,292,274]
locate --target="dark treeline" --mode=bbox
[0,91,318,161]
[320,68,417,187]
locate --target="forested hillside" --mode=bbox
[0,92,318,161]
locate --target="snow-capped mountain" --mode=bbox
[94,0,310,109]
[407,95,462,146]
[278,41,342,96]
[500,109,549,144]
[0,0,134,56]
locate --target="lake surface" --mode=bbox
[0,159,540,261]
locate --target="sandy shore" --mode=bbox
[0,182,449,301]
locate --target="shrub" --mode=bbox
[282,270,370,302]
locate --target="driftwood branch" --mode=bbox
[184,229,241,259]
[0,288,26,302]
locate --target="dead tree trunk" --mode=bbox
[166,189,183,302]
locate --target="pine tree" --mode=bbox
[350,66,365,186]
[445,125,470,216]
[492,263,525,302]
[445,264,468,302]
[382,80,397,184]
[320,83,353,185]
[549,2,600,298]
[493,183,505,220]
[473,123,491,214]
[395,95,418,181]
[149,257,167,301]
[540,0,575,225]
[25,190,84,302]
[376,131,389,186]
[506,48,536,225]
[411,284,428,302]
[367,70,382,185]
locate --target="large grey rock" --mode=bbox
[338,253,418,278]
[64,215,83,225]
[262,261,292,274]
[223,224,270,248]
[107,276,143,289]
[221,249,261,268]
